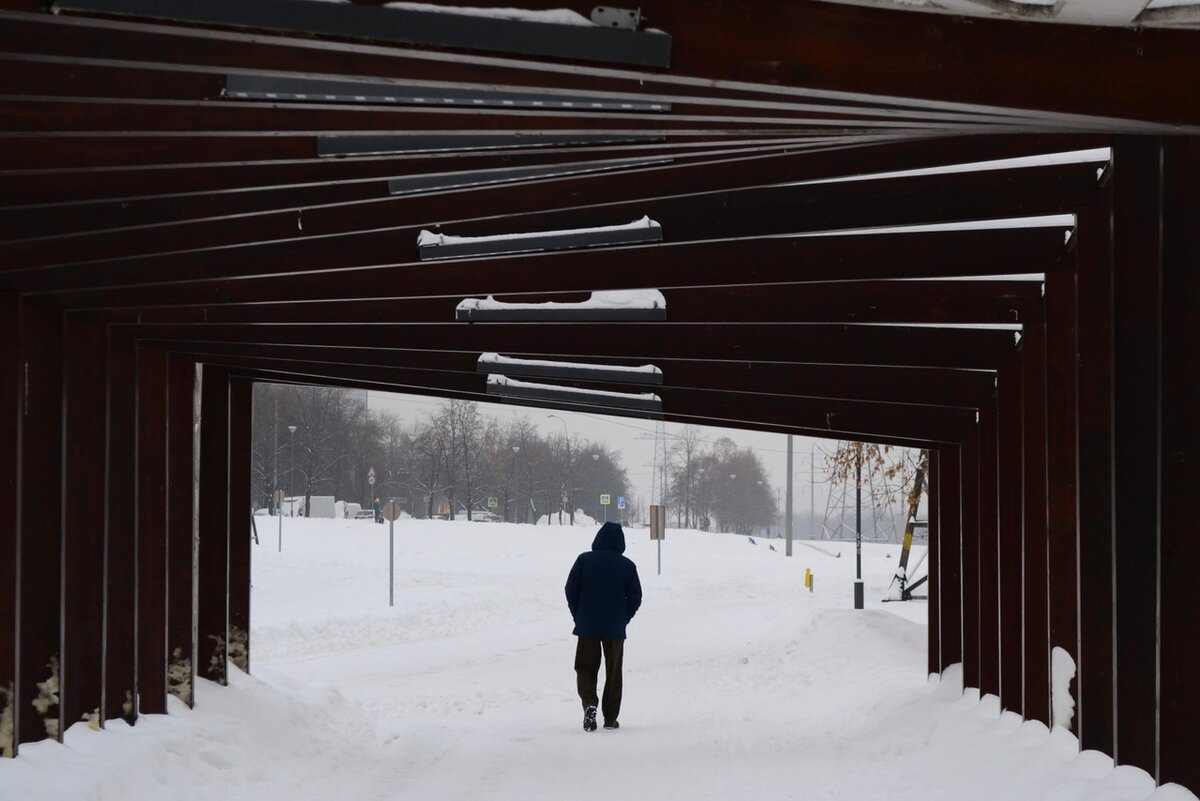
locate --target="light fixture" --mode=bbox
[425,216,662,261]
[319,132,663,158]
[459,289,666,323]
[487,374,662,418]
[226,74,670,112]
[477,353,663,385]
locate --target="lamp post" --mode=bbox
[288,424,297,517]
[592,452,603,521]
[508,444,521,522]
[547,414,570,524]
[855,443,864,610]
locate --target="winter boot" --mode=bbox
[603,720,619,730]
[583,706,598,732]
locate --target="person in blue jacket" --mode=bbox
[565,521,642,732]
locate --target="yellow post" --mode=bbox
[804,568,812,589]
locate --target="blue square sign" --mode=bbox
[617,495,626,510]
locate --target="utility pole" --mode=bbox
[785,434,794,557]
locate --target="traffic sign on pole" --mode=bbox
[617,495,626,510]
[487,497,498,509]
[368,467,376,485]
[600,493,611,506]
[382,498,401,608]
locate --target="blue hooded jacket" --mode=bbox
[565,522,643,640]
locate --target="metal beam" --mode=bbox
[165,354,196,708]
[104,332,137,725]
[135,346,169,715]
[196,365,230,687]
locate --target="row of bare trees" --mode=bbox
[250,384,628,523]
[660,427,777,535]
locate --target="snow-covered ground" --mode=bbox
[3,518,1194,801]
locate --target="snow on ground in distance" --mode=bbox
[3,518,1195,801]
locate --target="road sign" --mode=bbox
[381,499,402,521]
[487,497,498,509]
[617,495,626,510]
[650,505,666,540]
[600,493,611,506]
[368,467,376,486]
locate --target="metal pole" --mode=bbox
[657,538,661,576]
[277,503,282,552]
[389,516,395,608]
[855,445,864,609]
[785,434,794,557]
[810,441,816,539]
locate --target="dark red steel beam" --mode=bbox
[105,281,1042,329]
[216,355,979,443]
[976,404,1001,700]
[1159,136,1200,793]
[196,365,230,688]
[960,433,981,689]
[227,364,966,451]
[104,331,137,725]
[1043,230,1079,732]
[227,376,252,675]
[4,96,933,136]
[135,346,169,715]
[4,161,1103,271]
[1109,137,1160,776]
[0,292,18,757]
[162,344,998,410]
[165,353,196,707]
[996,359,1024,715]
[1021,311,1051,726]
[17,3,1200,126]
[0,137,838,212]
[1073,206,1115,756]
[928,449,940,677]
[16,301,63,746]
[126,321,1019,371]
[36,228,1069,306]
[938,446,963,672]
[0,134,1098,233]
[0,10,1042,121]
[60,315,108,733]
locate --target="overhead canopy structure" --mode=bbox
[0,1,1196,797]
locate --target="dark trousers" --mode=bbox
[575,636,624,723]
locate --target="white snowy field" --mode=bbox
[3,517,1195,801]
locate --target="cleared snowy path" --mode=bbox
[2,519,1193,801]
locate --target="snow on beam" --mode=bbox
[457,289,667,322]
[423,216,663,261]
[486,374,663,417]
[477,352,664,385]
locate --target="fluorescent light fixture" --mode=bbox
[487,374,663,417]
[458,289,667,322]
[423,217,662,260]
[477,353,664,385]
[388,156,674,196]
[225,74,671,112]
[319,133,664,157]
[52,0,672,68]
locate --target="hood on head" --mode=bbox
[592,522,626,554]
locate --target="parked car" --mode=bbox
[353,509,376,521]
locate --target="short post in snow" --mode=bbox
[382,499,402,607]
[272,489,286,552]
[650,504,666,576]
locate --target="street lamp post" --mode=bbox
[592,452,602,521]
[288,424,297,517]
[508,444,521,522]
[547,414,570,525]
[855,444,864,610]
